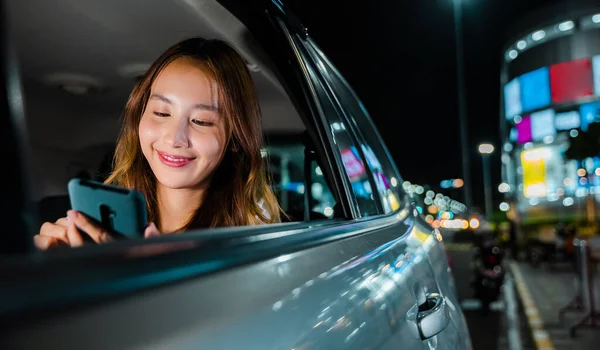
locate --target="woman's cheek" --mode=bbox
[194,130,225,158]
[211,134,227,160]
[139,116,157,137]
[138,117,159,153]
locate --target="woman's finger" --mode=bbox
[39,222,69,245]
[55,217,69,227]
[66,220,85,247]
[67,210,112,244]
[34,235,67,250]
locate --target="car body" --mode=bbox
[0,0,472,349]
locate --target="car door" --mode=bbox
[282,13,472,349]
[286,15,469,348]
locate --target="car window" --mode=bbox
[301,39,406,214]
[293,39,380,218]
[8,0,358,254]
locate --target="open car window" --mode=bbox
[4,0,368,256]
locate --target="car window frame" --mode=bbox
[291,39,386,217]
[305,38,407,194]
[295,37,408,217]
[272,17,364,220]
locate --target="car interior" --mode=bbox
[8,0,342,233]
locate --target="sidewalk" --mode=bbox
[510,260,600,350]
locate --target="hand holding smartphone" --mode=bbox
[68,178,148,239]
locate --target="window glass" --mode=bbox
[294,36,379,217]
[303,40,406,213]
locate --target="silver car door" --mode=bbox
[286,18,473,349]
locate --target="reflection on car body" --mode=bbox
[0,0,472,349]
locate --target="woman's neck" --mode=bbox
[156,184,207,233]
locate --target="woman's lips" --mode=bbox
[157,151,194,168]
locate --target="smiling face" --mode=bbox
[138,57,228,191]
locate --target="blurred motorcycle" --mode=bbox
[470,233,505,314]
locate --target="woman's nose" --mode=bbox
[165,117,190,148]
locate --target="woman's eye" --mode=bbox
[192,120,213,127]
[153,112,170,117]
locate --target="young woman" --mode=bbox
[34,37,281,250]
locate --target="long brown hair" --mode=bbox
[104,37,281,230]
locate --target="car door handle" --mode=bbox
[417,293,449,340]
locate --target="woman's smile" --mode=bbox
[156,150,195,168]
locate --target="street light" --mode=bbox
[453,0,472,209]
[479,144,494,154]
[478,143,494,219]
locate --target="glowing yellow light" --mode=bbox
[521,149,548,198]
[453,179,464,188]
[428,205,438,214]
[461,220,469,229]
[469,218,480,229]
[577,168,587,177]
[409,226,431,243]
[387,193,400,211]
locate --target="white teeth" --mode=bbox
[163,155,188,162]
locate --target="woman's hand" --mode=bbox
[34,210,113,250]
[144,222,161,238]
[34,210,162,250]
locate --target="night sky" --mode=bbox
[285,0,566,210]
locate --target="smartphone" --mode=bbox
[68,178,148,239]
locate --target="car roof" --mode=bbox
[8,0,304,140]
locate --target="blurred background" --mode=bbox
[285,0,600,348]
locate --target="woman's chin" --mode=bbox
[156,178,196,190]
[155,174,207,191]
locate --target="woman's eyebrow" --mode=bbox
[150,93,218,111]
[150,93,172,104]
[193,103,219,112]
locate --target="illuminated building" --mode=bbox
[499,2,600,223]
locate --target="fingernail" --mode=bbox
[66,210,77,220]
